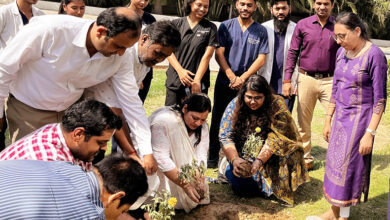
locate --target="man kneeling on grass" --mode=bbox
[0,99,122,170]
[0,153,148,220]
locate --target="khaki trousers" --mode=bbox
[296,74,333,163]
[5,95,64,143]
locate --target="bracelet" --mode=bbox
[256,157,264,166]
[129,150,137,155]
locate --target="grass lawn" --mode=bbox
[144,68,390,220]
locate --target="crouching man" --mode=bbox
[0,153,148,220]
[0,99,122,170]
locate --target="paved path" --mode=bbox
[1,0,389,70]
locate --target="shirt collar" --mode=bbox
[133,42,141,65]
[72,20,95,48]
[311,14,335,25]
[11,1,20,15]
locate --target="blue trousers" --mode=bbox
[225,164,262,197]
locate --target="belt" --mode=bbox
[298,68,332,79]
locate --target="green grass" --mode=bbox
[145,68,390,220]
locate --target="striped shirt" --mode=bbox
[0,123,92,170]
[0,160,104,219]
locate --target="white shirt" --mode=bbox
[0,14,153,155]
[0,1,45,50]
[87,42,150,108]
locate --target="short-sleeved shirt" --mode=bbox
[166,17,219,90]
[217,18,269,85]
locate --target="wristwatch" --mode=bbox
[366,128,376,136]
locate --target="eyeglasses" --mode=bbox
[332,30,351,42]
[244,95,263,102]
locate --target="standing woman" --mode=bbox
[128,0,156,102]
[165,0,219,105]
[312,12,388,220]
[58,0,85,17]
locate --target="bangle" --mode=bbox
[256,157,264,166]
[129,150,137,155]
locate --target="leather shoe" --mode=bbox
[305,161,314,171]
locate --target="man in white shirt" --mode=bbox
[0,7,157,174]
[87,20,181,171]
[258,0,297,112]
[0,0,44,151]
[0,0,45,50]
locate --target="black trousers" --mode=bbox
[208,82,238,161]
[138,69,153,103]
[165,86,208,106]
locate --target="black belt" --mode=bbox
[299,68,332,79]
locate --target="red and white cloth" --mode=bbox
[0,123,92,170]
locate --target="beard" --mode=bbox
[273,13,291,33]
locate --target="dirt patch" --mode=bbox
[174,201,292,220]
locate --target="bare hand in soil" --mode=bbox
[183,183,200,203]
[232,157,252,178]
[251,159,262,175]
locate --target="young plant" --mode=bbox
[178,159,207,200]
[242,127,264,163]
[141,190,177,220]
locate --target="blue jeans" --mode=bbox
[225,163,262,197]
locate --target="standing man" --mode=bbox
[208,0,269,168]
[0,7,157,174]
[282,0,339,170]
[258,0,297,112]
[0,0,45,151]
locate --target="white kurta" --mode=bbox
[149,107,210,212]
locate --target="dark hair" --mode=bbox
[142,20,181,48]
[62,99,122,141]
[184,0,211,17]
[270,0,290,6]
[58,0,85,14]
[95,153,148,206]
[97,7,142,38]
[172,93,211,147]
[231,75,274,154]
[335,11,369,41]
[313,0,334,4]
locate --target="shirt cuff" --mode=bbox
[137,143,153,157]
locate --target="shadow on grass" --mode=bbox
[372,153,390,171]
[175,177,324,219]
[351,191,389,219]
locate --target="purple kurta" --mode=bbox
[323,44,387,207]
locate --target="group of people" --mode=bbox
[0,0,387,219]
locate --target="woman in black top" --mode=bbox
[165,0,218,105]
[128,0,156,102]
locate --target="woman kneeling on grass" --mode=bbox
[219,75,310,206]
[150,93,211,212]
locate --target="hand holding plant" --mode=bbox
[178,159,207,201]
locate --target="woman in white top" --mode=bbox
[150,93,211,212]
